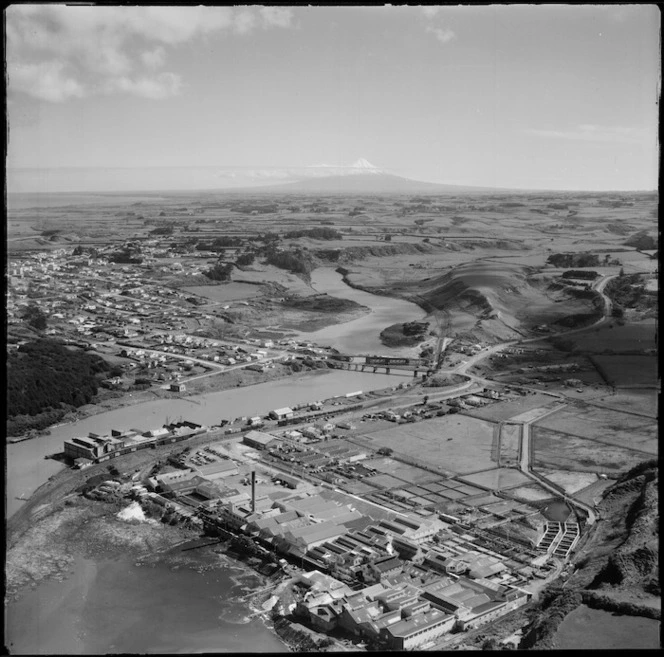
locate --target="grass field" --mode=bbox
[588,390,657,418]
[532,427,650,473]
[503,484,555,503]
[567,320,657,354]
[369,457,452,482]
[535,406,658,454]
[362,415,496,475]
[499,423,521,466]
[459,467,532,491]
[591,355,658,387]
[463,393,558,423]
[538,469,598,495]
[181,282,264,302]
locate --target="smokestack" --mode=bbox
[251,470,256,513]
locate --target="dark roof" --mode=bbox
[373,556,403,573]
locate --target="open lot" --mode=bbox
[459,467,532,491]
[534,406,657,454]
[360,415,496,475]
[532,428,651,473]
[368,458,446,484]
[538,470,599,495]
[502,484,555,503]
[463,393,559,423]
[181,282,266,302]
[587,389,657,417]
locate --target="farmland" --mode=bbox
[590,354,658,387]
[359,414,497,475]
[531,428,650,473]
[534,406,658,454]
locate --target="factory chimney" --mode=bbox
[251,470,256,513]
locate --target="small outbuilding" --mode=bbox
[269,407,294,421]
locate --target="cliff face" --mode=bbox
[589,462,659,592]
[519,460,659,650]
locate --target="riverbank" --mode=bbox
[6,496,197,602]
[5,361,332,446]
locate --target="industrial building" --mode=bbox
[243,430,277,450]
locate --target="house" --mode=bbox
[269,407,294,421]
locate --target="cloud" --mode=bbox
[426,25,456,44]
[259,7,295,29]
[6,5,294,102]
[7,60,85,103]
[421,7,443,20]
[523,124,649,145]
[105,72,183,100]
[141,47,167,70]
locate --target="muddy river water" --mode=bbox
[7,369,408,518]
[297,267,427,356]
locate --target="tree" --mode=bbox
[377,447,393,456]
[22,305,47,330]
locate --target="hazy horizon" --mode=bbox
[6,5,660,194]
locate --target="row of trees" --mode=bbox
[283,227,342,240]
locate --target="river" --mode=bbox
[7,370,407,517]
[5,549,287,655]
[296,267,427,356]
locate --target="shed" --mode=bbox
[269,407,294,421]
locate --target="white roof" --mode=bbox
[273,407,293,414]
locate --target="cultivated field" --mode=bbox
[590,355,658,387]
[534,406,658,454]
[362,415,497,475]
[499,423,521,467]
[587,390,657,417]
[532,428,650,473]
[565,320,657,354]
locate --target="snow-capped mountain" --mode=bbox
[306,158,387,176]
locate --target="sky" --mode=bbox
[5,4,661,193]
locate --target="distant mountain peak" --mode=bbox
[349,158,380,170]
[307,158,384,174]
